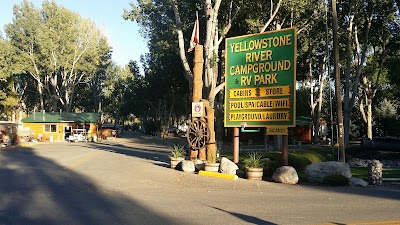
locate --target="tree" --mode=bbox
[5,0,106,112]
[123,0,191,135]
[0,36,20,118]
[375,98,400,136]
[337,0,399,146]
[74,37,112,113]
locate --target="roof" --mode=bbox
[21,112,101,123]
[296,116,313,126]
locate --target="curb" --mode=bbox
[198,171,238,180]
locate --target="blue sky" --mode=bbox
[0,0,148,67]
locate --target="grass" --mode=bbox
[167,138,400,183]
[220,147,400,184]
[221,149,334,178]
[351,167,400,183]
[350,167,369,181]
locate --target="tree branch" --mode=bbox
[260,0,282,32]
[171,0,193,84]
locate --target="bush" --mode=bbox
[169,144,186,158]
[243,151,265,168]
[263,160,280,177]
[288,150,331,172]
[323,174,349,186]
[288,154,312,172]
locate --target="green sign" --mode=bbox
[224,28,296,127]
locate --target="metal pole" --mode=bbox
[233,127,239,164]
[282,135,288,165]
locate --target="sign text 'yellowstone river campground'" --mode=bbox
[224,28,296,129]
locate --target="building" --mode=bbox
[21,112,101,142]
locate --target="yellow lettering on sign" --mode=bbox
[229,89,253,98]
[228,86,290,99]
[245,50,273,63]
[264,86,290,96]
[229,60,291,75]
[266,126,288,135]
[228,99,290,110]
[229,34,293,53]
[228,111,290,122]
[254,74,278,85]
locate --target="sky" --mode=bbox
[0,0,148,67]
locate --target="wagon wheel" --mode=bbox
[187,119,210,150]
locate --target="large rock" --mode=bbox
[219,157,239,175]
[272,166,299,184]
[181,160,195,172]
[194,159,205,171]
[305,161,352,183]
[349,177,368,187]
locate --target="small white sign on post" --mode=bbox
[192,102,204,117]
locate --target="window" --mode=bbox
[44,124,57,133]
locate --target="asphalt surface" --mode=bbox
[0,131,399,225]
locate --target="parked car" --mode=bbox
[69,129,87,142]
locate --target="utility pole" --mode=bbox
[331,0,345,162]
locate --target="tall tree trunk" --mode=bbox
[309,58,318,143]
[172,0,226,163]
[38,82,44,111]
[343,3,354,148]
[367,100,372,139]
[52,96,59,112]
[343,3,373,147]
[315,54,326,143]
[332,0,345,162]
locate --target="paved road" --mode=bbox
[1,131,399,225]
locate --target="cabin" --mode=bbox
[21,112,102,142]
[288,116,313,143]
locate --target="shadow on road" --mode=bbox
[301,182,400,200]
[78,131,183,167]
[208,205,278,225]
[86,132,400,202]
[85,142,171,166]
[0,147,175,225]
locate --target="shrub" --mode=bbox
[169,144,185,158]
[263,160,280,177]
[323,174,349,186]
[288,154,312,172]
[243,151,265,168]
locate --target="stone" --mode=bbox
[368,160,383,185]
[181,160,195,172]
[347,158,369,167]
[349,177,368,187]
[272,166,299,184]
[219,157,239,175]
[194,159,205,171]
[305,161,352,183]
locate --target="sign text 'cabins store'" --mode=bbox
[224,28,297,127]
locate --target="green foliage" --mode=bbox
[350,167,369,181]
[323,174,349,186]
[263,158,280,177]
[243,151,265,168]
[288,150,331,172]
[288,154,312,172]
[351,167,400,184]
[5,0,110,112]
[169,144,185,158]
[233,149,331,175]
[376,98,398,118]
